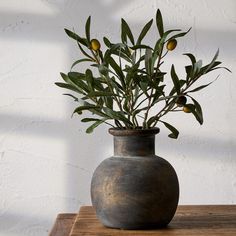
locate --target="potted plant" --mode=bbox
[56,9,229,229]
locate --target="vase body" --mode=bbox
[90,128,179,229]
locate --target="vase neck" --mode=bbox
[113,135,156,157]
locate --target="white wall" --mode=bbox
[0,0,235,235]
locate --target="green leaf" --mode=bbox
[171,65,180,94]
[169,80,185,96]
[124,65,138,87]
[200,61,221,74]
[107,56,125,88]
[108,57,124,79]
[85,69,94,91]
[209,66,232,73]
[81,118,101,122]
[104,43,132,63]
[72,103,109,118]
[104,43,123,60]
[146,116,157,127]
[104,93,113,109]
[98,50,104,61]
[85,16,91,42]
[121,18,135,45]
[184,103,203,125]
[193,60,202,76]
[132,106,149,116]
[151,85,166,104]
[191,98,203,125]
[130,45,153,50]
[136,19,153,45]
[77,43,94,60]
[140,81,148,93]
[103,107,132,125]
[156,9,164,37]
[183,53,196,66]
[168,28,191,41]
[161,121,179,139]
[185,65,192,83]
[187,80,215,93]
[73,105,98,115]
[154,29,181,54]
[64,28,88,47]
[59,72,87,94]
[206,49,219,72]
[68,72,90,93]
[103,37,111,47]
[70,58,93,70]
[109,76,123,92]
[63,93,79,101]
[95,64,108,76]
[145,48,153,75]
[155,94,179,102]
[87,91,118,97]
[60,72,70,83]
[86,119,106,133]
[55,82,84,94]
[161,29,181,43]
[68,72,86,80]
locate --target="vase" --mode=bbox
[90,128,179,229]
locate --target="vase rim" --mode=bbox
[108,127,160,136]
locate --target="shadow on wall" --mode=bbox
[0,0,235,234]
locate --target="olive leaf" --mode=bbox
[63,93,79,101]
[55,82,83,94]
[86,119,107,133]
[160,121,179,139]
[145,48,153,75]
[85,16,91,43]
[183,53,196,65]
[64,28,88,47]
[121,19,135,45]
[168,28,191,41]
[70,58,93,70]
[187,79,216,93]
[184,102,203,125]
[171,65,181,95]
[154,29,181,54]
[190,97,203,125]
[137,19,153,45]
[103,107,132,125]
[156,9,164,37]
[103,37,112,47]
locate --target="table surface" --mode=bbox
[49,205,236,236]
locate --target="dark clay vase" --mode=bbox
[90,128,179,229]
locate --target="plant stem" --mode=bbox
[90,48,128,128]
[90,49,100,64]
[150,73,203,127]
[142,45,164,128]
[104,121,116,128]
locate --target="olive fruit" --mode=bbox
[183,105,191,113]
[90,39,101,51]
[166,39,177,51]
[176,96,187,107]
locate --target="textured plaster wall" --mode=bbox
[0,0,235,235]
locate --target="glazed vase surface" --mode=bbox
[91,128,179,229]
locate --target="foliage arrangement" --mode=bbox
[56,9,229,138]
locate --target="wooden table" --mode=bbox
[49,205,236,236]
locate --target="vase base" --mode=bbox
[102,222,169,230]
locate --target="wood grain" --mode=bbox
[69,205,236,236]
[49,213,76,236]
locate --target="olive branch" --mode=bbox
[56,9,230,138]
